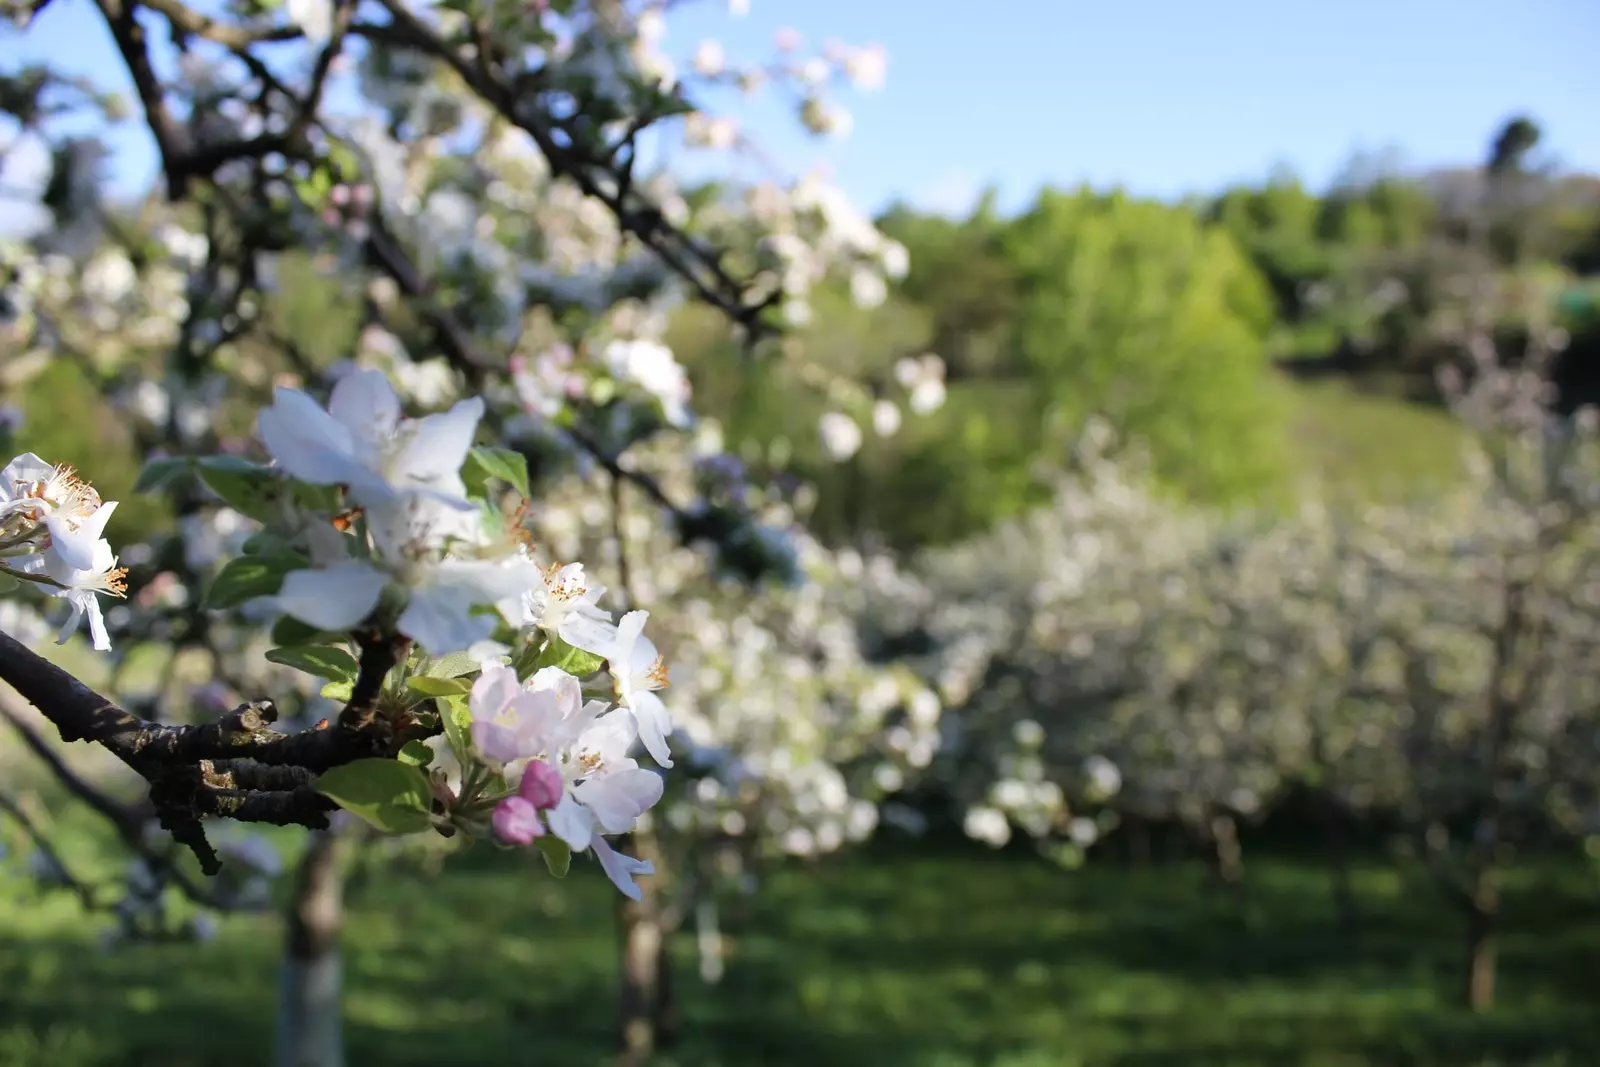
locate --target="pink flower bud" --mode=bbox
[492,796,545,845]
[519,760,565,811]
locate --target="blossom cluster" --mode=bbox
[0,451,129,650]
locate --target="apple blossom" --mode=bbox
[257,369,484,514]
[608,610,675,768]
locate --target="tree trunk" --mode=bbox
[616,829,665,1067]
[1464,865,1499,1013]
[274,830,347,1067]
[652,921,680,1050]
[1208,812,1245,886]
[1323,793,1358,940]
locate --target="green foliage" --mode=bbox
[515,635,606,681]
[262,644,359,681]
[463,446,531,501]
[1003,188,1291,507]
[404,675,474,699]
[12,359,171,544]
[201,552,305,610]
[534,835,571,878]
[311,758,435,835]
[0,845,1594,1066]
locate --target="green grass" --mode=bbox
[1,838,1596,1067]
[1280,377,1469,504]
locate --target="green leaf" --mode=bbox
[322,680,354,702]
[194,455,282,521]
[0,571,19,594]
[132,457,191,493]
[440,694,472,759]
[272,614,331,647]
[203,552,305,610]
[313,759,434,835]
[405,675,474,699]
[265,644,359,682]
[534,835,571,878]
[463,446,530,500]
[397,740,434,768]
[535,637,607,679]
[422,651,481,679]
[241,531,299,557]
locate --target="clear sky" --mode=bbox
[4,0,1598,220]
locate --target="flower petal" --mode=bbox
[398,585,497,656]
[573,767,663,834]
[274,561,387,632]
[396,397,485,482]
[328,368,402,456]
[1,452,52,486]
[258,386,361,485]
[629,689,674,768]
[546,792,593,852]
[591,836,655,901]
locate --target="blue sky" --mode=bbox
[4,0,1598,219]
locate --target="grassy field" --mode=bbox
[1279,377,1469,505]
[1,837,1595,1067]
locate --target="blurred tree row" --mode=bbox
[667,115,1600,551]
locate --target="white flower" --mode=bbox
[692,39,725,77]
[1,453,117,572]
[818,411,862,460]
[849,267,887,309]
[872,400,901,438]
[467,663,662,900]
[285,0,333,45]
[512,561,617,655]
[257,369,483,513]
[271,494,541,654]
[964,805,1011,848]
[608,610,673,768]
[602,339,692,428]
[844,44,888,92]
[18,531,128,652]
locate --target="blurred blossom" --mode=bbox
[817,411,862,461]
[774,27,802,51]
[692,39,725,77]
[849,266,886,308]
[871,399,901,437]
[843,44,888,91]
[964,806,1011,848]
[1012,719,1045,747]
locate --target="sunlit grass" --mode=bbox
[0,834,1594,1067]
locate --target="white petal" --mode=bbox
[273,561,387,631]
[398,585,497,656]
[328,369,402,453]
[258,387,361,485]
[433,558,545,606]
[580,707,639,765]
[84,596,111,652]
[547,792,593,852]
[592,836,655,901]
[396,397,485,482]
[2,452,52,485]
[574,768,662,834]
[45,515,99,572]
[53,597,85,646]
[470,662,521,723]
[629,689,674,768]
[528,666,582,716]
[609,609,648,670]
[557,612,618,657]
